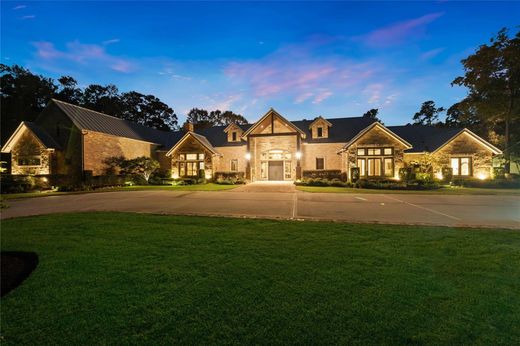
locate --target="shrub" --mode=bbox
[441,167,453,183]
[302,170,345,181]
[493,167,506,179]
[415,172,433,183]
[350,167,360,183]
[398,167,413,182]
[214,172,246,185]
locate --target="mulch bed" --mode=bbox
[1,252,38,297]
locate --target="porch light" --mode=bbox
[435,172,443,180]
[205,172,212,180]
[172,172,179,179]
[245,152,251,160]
[295,151,302,160]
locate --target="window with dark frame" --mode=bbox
[231,159,238,172]
[451,157,471,176]
[316,157,324,170]
[356,147,394,177]
[232,132,237,141]
[317,127,323,138]
[178,153,205,177]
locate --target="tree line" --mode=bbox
[0,64,246,142]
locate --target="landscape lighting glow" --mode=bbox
[295,151,302,160]
[245,153,251,160]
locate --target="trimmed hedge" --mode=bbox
[302,170,347,182]
[214,172,246,185]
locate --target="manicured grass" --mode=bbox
[1,183,237,200]
[2,213,519,344]
[297,185,520,195]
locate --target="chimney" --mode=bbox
[183,122,194,132]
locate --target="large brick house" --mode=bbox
[1,99,502,183]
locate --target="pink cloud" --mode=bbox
[224,39,378,105]
[358,12,444,47]
[32,40,135,73]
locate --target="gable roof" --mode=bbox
[293,117,376,144]
[242,108,306,138]
[309,116,332,128]
[51,99,180,148]
[166,131,220,157]
[388,125,465,152]
[196,124,252,147]
[1,121,61,153]
[341,122,413,150]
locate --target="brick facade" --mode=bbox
[83,131,157,175]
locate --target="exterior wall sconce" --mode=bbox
[245,153,251,161]
[295,151,302,160]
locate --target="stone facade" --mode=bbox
[213,146,247,173]
[83,131,157,175]
[249,135,298,181]
[301,142,345,171]
[10,131,52,175]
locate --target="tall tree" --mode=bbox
[362,108,381,123]
[0,64,57,142]
[82,84,122,116]
[212,110,248,126]
[120,92,178,131]
[55,76,83,105]
[413,101,445,126]
[185,108,212,130]
[451,28,520,172]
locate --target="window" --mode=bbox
[178,152,205,177]
[284,161,292,179]
[357,158,366,176]
[451,157,471,176]
[383,158,393,177]
[17,156,41,166]
[316,157,324,170]
[357,147,393,177]
[317,127,323,137]
[230,159,238,172]
[232,132,237,141]
[367,158,381,176]
[261,161,268,179]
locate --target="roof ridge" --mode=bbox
[51,98,126,121]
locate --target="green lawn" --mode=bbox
[2,213,519,344]
[1,183,237,200]
[297,185,520,195]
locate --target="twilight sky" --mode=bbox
[2,1,519,125]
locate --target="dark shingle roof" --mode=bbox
[388,125,462,152]
[293,117,377,143]
[24,121,61,149]
[51,99,182,148]
[196,124,252,147]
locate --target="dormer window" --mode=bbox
[224,123,244,142]
[232,132,237,141]
[309,116,332,139]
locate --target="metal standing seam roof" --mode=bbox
[23,121,62,149]
[51,99,183,148]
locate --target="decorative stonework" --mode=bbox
[11,132,51,175]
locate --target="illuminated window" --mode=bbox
[357,148,365,156]
[186,153,198,160]
[316,157,324,170]
[186,162,198,176]
[367,158,381,176]
[357,158,366,176]
[384,148,393,155]
[451,157,471,176]
[17,156,41,166]
[383,158,393,177]
[178,153,205,177]
[231,159,238,172]
[284,161,292,179]
[261,161,268,179]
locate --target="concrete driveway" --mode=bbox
[1,183,519,229]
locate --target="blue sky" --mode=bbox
[2,1,519,125]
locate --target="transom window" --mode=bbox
[356,147,394,177]
[17,156,41,166]
[451,157,471,176]
[261,150,291,160]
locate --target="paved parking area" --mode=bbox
[1,183,519,229]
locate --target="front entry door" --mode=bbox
[268,161,284,181]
